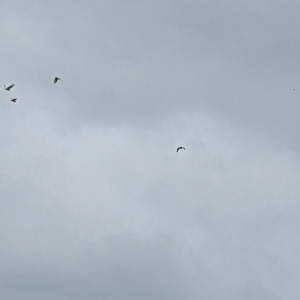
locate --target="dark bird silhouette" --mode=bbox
[4,84,14,91]
[11,98,17,103]
[176,147,185,152]
[53,77,62,84]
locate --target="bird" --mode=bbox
[176,147,185,152]
[11,98,17,103]
[4,84,14,91]
[53,77,62,84]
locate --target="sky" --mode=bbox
[0,0,300,299]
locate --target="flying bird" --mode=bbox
[11,98,17,103]
[4,84,14,91]
[53,77,62,84]
[176,147,185,152]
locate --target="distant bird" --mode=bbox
[176,146,185,152]
[4,84,14,91]
[53,77,62,84]
[11,98,17,103]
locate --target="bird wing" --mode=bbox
[176,147,185,152]
[5,84,14,90]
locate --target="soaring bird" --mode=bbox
[11,98,17,103]
[176,147,185,152]
[53,77,62,84]
[4,84,14,91]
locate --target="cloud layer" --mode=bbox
[1,1,300,299]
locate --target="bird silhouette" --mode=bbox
[176,147,185,152]
[4,84,14,91]
[53,77,62,84]
[11,98,17,103]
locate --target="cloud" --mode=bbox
[0,107,300,299]
[1,1,300,299]
[1,0,300,148]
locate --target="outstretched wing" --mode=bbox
[54,77,61,84]
[5,84,14,91]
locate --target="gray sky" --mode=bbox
[1,0,300,299]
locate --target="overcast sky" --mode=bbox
[1,0,300,299]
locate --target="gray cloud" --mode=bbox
[1,1,300,299]
[1,110,300,299]
[2,1,300,144]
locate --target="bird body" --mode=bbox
[176,147,185,152]
[11,98,17,103]
[53,77,62,84]
[4,84,14,91]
